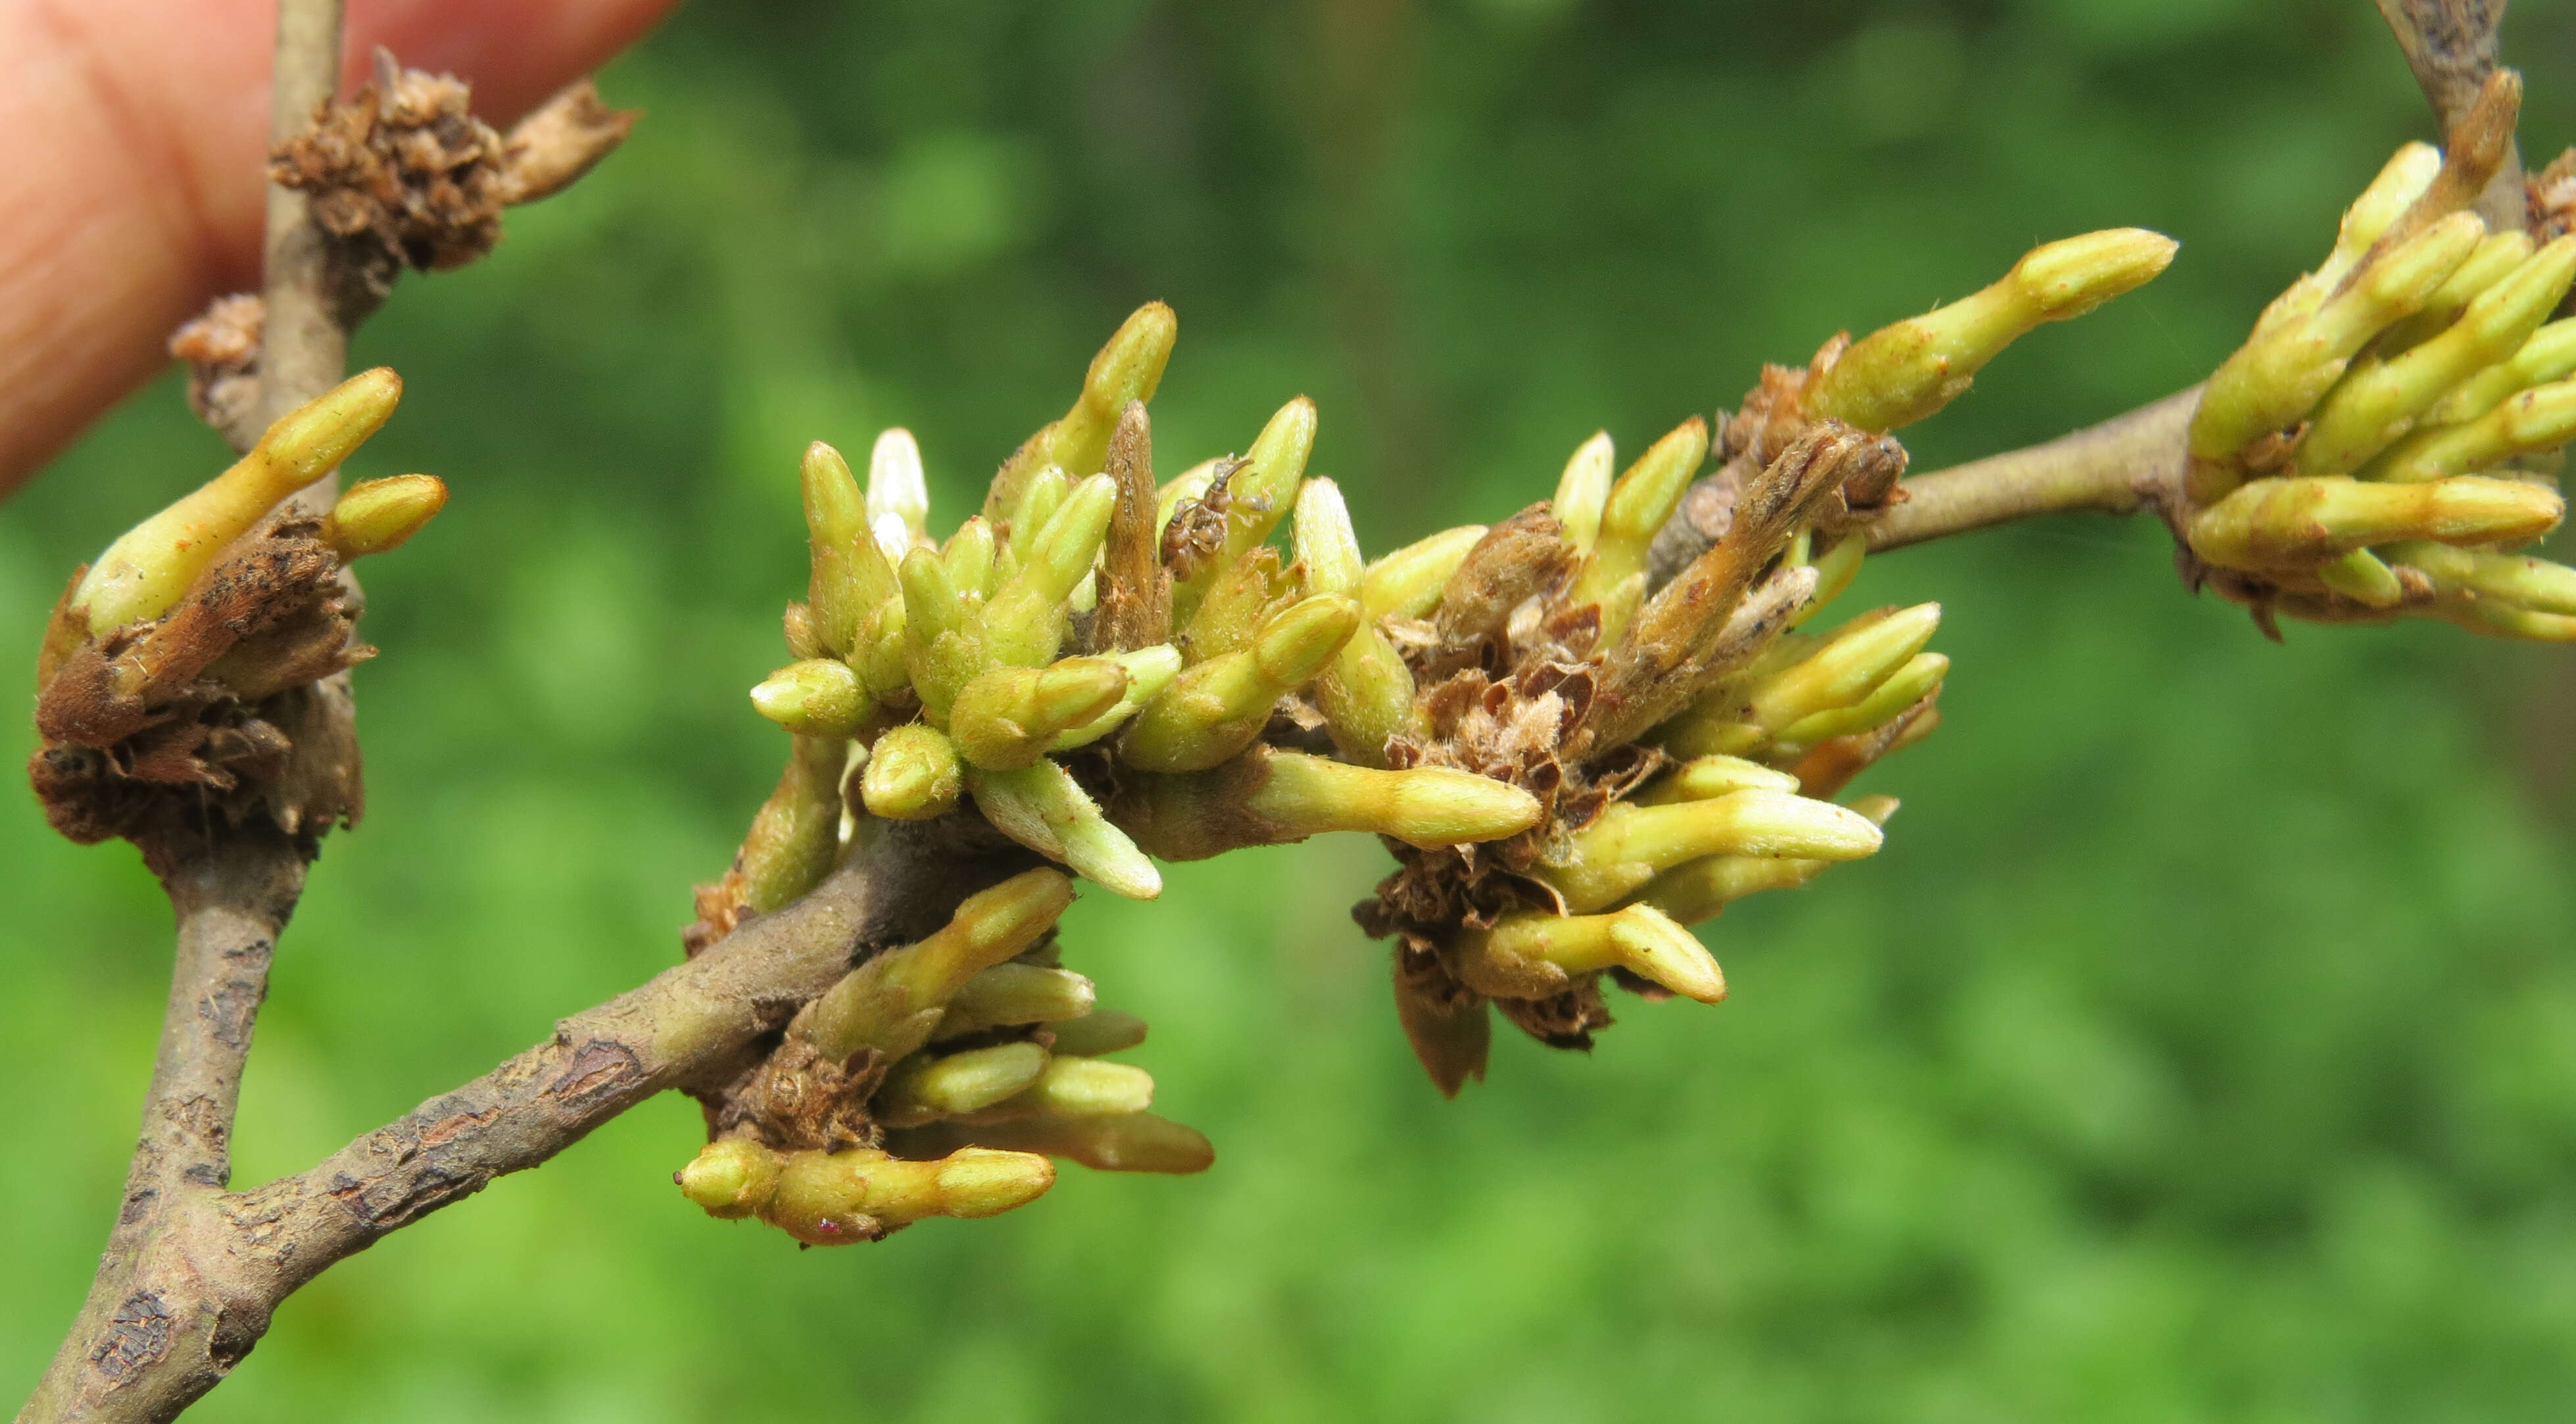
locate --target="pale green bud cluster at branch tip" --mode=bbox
[2183,126,2576,639]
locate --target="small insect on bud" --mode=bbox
[876,1041,1052,1127]
[323,474,448,559]
[1449,904,1726,1004]
[752,659,875,739]
[798,867,1077,1062]
[2187,474,2563,571]
[1170,397,1320,625]
[967,759,1163,899]
[933,964,1100,1041]
[75,367,404,633]
[860,723,964,820]
[1538,791,1886,912]
[1807,229,2177,433]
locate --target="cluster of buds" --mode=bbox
[2181,87,2576,638]
[681,225,2177,1243]
[26,371,447,851]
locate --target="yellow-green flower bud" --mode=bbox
[2310,143,2444,297]
[2187,474,2562,569]
[933,964,1100,1041]
[867,427,931,552]
[2297,235,2576,477]
[1046,1009,1149,1057]
[877,1041,1052,1127]
[1568,418,1709,643]
[1109,749,1542,860]
[1006,467,1071,565]
[899,548,984,723]
[2424,319,2576,426]
[803,441,903,657]
[1790,533,1867,627]
[76,367,403,632]
[2375,229,2535,352]
[1551,431,1616,555]
[1296,478,1425,765]
[2387,540,2576,615]
[969,1056,1154,1122]
[861,723,963,820]
[947,657,1132,770]
[2314,548,2408,608]
[986,474,1119,668]
[987,302,1179,520]
[729,734,851,914]
[1636,755,1803,805]
[903,1111,1213,1174]
[322,474,447,560]
[1048,645,1184,751]
[1774,652,1949,748]
[752,659,876,739]
[1170,398,1319,625]
[966,759,1163,899]
[2369,379,2576,483]
[1636,795,1900,924]
[765,1145,1055,1243]
[944,516,998,598]
[1360,524,1488,621]
[1121,595,1361,772]
[1742,604,1942,732]
[1538,791,1885,913]
[799,866,1077,1062]
[1450,904,1725,1003]
[1808,229,2177,433]
[2446,599,2576,640]
[2193,213,2485,493]
[676,1138,781,1220]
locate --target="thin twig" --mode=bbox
[2372,0,2524,229]
[1863,387,2198,552]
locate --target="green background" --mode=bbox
[12,0,2576,1417]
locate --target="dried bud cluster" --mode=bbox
[26,371,446,852]
[2181,89,2576,640]
[681,236,2173,1239]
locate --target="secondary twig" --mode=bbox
[1864,387,2198,552]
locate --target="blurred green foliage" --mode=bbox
[12,0,2576,1417]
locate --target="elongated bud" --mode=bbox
[2375,229,2535,352]
[1361,525,1489,620]
[1121,595,1362,772]
[1048,644,1183,751]
[899,548,983,722]
[901,1111,1213,1174]
[1743,604,1941,732]
[1109,748,1542,860]
[751,658,875,738]
[804,441,902,656]
[2425,319,2576,426]
[800,867,1076,1062]
[1294,477,1366,594]
[324,474,447,559]
[970,1056,1155,1122]
[1450,904,1725,1003]
[935,964,1100,1041]
[1638,795,1901,924]
[867,427,931,552]
[1807,229,2177,432]
[1791,532,1867,627]
[76,367,402,632]
[2370,379,2576,483]
[2446,598,2576,640]
[948,657,1131,769]
[1638,755,1803,805]
[2297,236,2576,476]
[944,517,997,598]
[1047,1009,1149,1056]
[1539,792,1884,913]
[2188,475,2563,569]
[1569,419,1709,642]
[1553,432,1616,554]
[987,302,1179,519]
[2387,540,2576,614]
[1006,467,1071,565]
[986,473,1119,667]
[731,734,850,914]
[1775,652,1948,748]
[861,723,963,820]
[2193,213,2485,490]
[967,759,1163,899]
[2311,143,2444,298]
[1294,478,1424,762]
[1169,398,1321,625]
[712,1145,1054,1244]
[877,1041,1052,1127]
